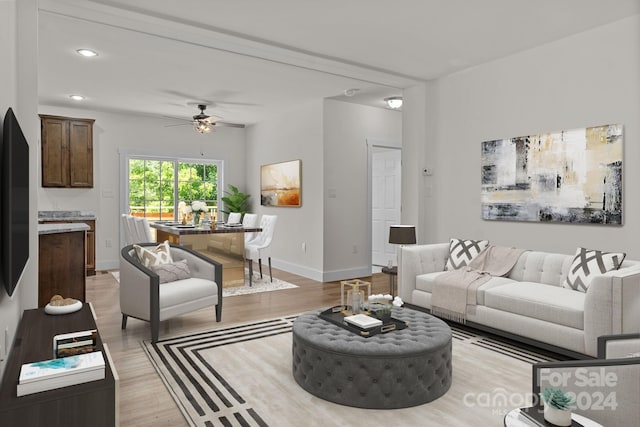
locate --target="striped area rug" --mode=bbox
[142,313,560,427]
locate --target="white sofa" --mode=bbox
[398,243,640,357]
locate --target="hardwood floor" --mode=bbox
[87,268,391,426]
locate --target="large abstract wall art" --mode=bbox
[481,124,623,225]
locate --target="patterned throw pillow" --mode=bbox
[563,247,626,293]
[445,238,489,270]
[151,259,191,284]
[134,240,173,268]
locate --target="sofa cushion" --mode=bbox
[508,251,573,287]
[134,240,173,268]
[151,259,191,284]
[445,238,489,270]
[416,272,515,305]
[563,247,626,293]
[484,282,585,329]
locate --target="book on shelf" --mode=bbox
[343,314,383,330]
[53,329,98,358]
[17,351,105,397]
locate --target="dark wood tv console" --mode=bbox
[0,304,118,426]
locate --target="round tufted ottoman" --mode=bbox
[292,307,452,409]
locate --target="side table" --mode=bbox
[381,265,397,296]
[504,407,603,427]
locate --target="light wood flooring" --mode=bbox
[87,268,392,426]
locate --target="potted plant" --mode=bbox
[541,387,575,426]
[220,184,250,220]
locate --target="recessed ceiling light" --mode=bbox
[76,49,98,57]
[384,96,403,109]
[69,95,85,101]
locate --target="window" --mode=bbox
[127,157,221,222]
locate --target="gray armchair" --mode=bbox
[532,334,640,426]
[120,243,222,342]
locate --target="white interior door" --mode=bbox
[371,148,402,266]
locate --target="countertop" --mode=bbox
[38,222,90,235]
[38,210,96,221]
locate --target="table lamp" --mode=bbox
[385,225,416,296]
[389,225,416,247]
[388,225,416,267]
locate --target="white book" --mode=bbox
[344,314,383,329]
[17,366,105,396]
[19,351,105,385]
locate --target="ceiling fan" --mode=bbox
[165,104,244,134]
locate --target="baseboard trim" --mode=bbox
[271,259,324,282]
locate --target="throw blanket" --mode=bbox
[431,246,527,323]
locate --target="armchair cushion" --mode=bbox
[134,240,173,267]
[151,259,191,284]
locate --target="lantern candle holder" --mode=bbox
[340,279,371,315]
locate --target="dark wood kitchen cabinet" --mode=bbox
[40,114,95,188]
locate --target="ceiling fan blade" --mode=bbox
[215,121,245,128]
[202,116,223,123]
[164,122,191,127]
[162,114,192,121]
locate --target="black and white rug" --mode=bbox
[142,314,560,427]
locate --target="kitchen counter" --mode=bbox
[38,210,96,221]
[38,222,90,235]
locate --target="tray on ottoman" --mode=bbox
[318,306,408,337]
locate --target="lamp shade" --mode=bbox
[388,225,416,245]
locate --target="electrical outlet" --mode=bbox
[352,245,358,254]
[301,242,306,252]
[105,239,112,248]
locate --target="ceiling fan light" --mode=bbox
[194,120,213,134]
[384,96,403,109]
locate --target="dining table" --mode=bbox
[149,221,262,288]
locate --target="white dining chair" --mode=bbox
[245,214,277,286]
[227,212,242,224]
[133,216,153,243]
[121,214,135,246]
[241,213,258,244]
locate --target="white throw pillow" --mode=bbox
[151,259,191,284]
[445,238,489,270]
[563,247,626,293]
[134,240,173,268]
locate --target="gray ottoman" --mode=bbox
[292,308,452,409]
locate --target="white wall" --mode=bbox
[245,100,325,280]
[423,15,640,257]
[37,106,246,270]
[0,0,38,380]
[323,99,402,280]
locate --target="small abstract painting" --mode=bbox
[260,159,301,207]
[481,124,623,225]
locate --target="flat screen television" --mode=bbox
[1,107,30,297]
